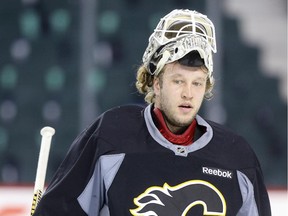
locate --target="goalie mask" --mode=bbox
[142,9,217,81]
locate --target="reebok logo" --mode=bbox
[202,167,233,179]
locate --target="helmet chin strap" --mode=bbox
[154,50,171,75]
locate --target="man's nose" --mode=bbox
[181,85,193,99]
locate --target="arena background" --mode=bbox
[0,0,287,215]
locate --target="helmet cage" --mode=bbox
[143,9,217,77]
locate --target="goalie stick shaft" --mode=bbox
[30,126,55,215]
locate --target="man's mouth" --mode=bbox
[178,104,193,113]
[178,104,193,110]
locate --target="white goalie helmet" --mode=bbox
[143,9,217,80]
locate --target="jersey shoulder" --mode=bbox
[100,104,145,126]
[95,104,147,141]
[204,120,259,168]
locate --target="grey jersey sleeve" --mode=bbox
[77,153,125,216]
[236,171,259,216]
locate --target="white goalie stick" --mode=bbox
[30,126,55,215]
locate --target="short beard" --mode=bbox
[160,106,194,134]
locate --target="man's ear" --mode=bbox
[153,77,160,96]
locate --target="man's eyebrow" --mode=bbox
[195,77,207,81]
[167,73,184,79]
[171,73,183,78]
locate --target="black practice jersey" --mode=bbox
[33,104,271,216]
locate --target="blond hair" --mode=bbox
[135,64,214,104]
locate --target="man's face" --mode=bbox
[153,62,207,134]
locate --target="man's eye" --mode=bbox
[193,82,203,86]
[173,80,183,84]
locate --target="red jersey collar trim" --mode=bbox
[153,107,196,146]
